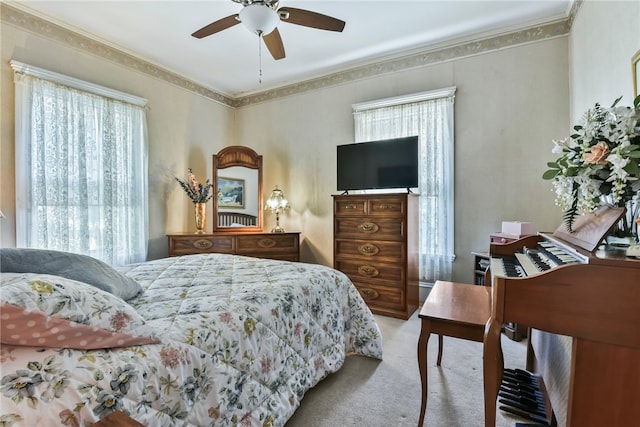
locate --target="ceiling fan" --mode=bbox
[191,0,346,61]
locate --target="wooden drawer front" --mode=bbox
[236,234,298,254]
[334,217,405,241]
[367,197,405,216]
[334,199,367,216]
[334,260,405,288]
[335,239,404,262]
[262,253,299,262]
[170,235,233,255]
[352,282,405,310]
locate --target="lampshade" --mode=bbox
[265,185,289,211]
[239,4,279,36]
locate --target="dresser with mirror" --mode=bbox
[167,146,299,262]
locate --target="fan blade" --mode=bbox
[192,14,240,39]
[263,28,286,60]
[279,7,345,32]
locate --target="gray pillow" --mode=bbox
[0,248,142,301]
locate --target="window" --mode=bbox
[353,87,456,283]
[12,61,148,265]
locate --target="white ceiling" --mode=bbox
[9,0,573,98]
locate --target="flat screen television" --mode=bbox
[337,136,419,192]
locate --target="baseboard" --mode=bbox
[419,281,434,304]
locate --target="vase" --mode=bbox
[607,200,639,246]
[194,203,206,234]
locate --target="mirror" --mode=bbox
[212,146,263,232]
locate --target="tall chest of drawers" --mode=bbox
[333,193,419,320]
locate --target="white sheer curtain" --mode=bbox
[13,62,148,265]
[353,89,455,283]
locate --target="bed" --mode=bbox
[0,249,383,426]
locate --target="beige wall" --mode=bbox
[1,20,236,260]
[569,0,640,119]
[238,38,570,283]
[2,7,580,284]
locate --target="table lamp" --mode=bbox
[265,185,289,233]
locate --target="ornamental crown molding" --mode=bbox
[1,2,573,108]
[235,19,570,108]
[1,2,235,107]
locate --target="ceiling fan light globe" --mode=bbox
[239,4,279,35]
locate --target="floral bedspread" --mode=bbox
[0,254,383,426]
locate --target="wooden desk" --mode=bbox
[417,281,491,427]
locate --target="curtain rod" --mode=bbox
[352,86,456,113]
[10,60,148,107]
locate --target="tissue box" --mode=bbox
[501,221,536,237]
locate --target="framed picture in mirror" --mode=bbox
[217,177,245,208]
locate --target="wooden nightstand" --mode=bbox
[167,232,300,262]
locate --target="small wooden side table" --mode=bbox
[417,280,491,427]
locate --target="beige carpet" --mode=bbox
[286,310,529,427]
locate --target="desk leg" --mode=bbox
[417,319,431,427]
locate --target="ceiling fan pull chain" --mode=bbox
[258,32,263,84]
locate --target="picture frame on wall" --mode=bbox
[633,49,640,97]
[217,177,245,208]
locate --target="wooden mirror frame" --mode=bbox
[212,146,263,233]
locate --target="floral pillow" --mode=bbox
[0,273,160,349]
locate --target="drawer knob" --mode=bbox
[379,204,391,210]
[345,204,357,210]
[194,239,213,249]
[359,244,379,255]
[359,222,378,233]
[259,238,276,248]
[358,265,379,277]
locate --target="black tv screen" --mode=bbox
[337,136,419,192]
